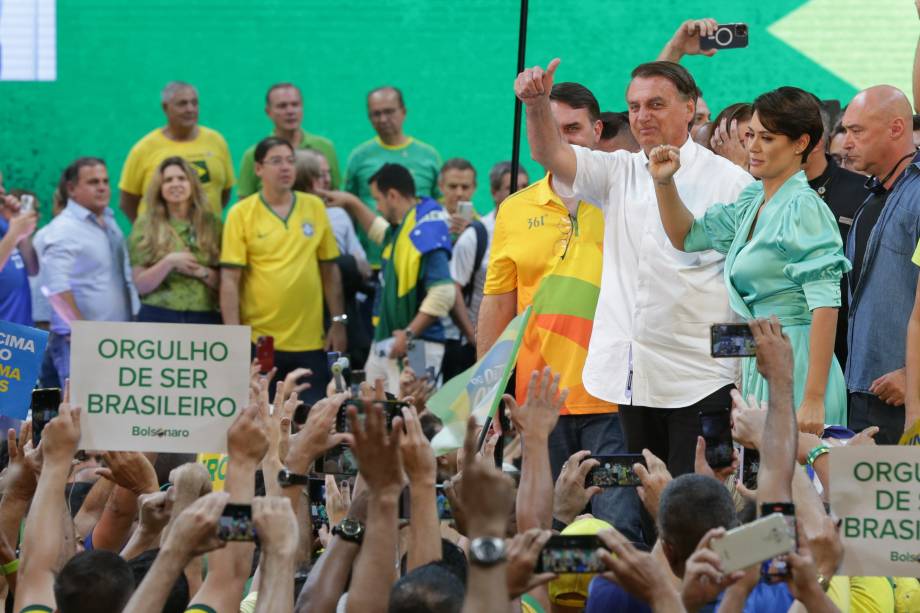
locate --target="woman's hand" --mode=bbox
[796,396,825,436]
[647,145,682,184]
[166,251,199,275]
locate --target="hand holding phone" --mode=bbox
[710,513,795,574]
[457,201,475,221]
[700,23,749,50]
[31,388,62,447]
[535,535,607,573]
[699,409,734,469]
[711,323,756,358]
[256,336,274,374]
[585,454,646,487]
[218,503,257,541]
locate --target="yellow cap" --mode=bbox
[547,517,614,607]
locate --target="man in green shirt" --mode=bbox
[238,83,341,197]
[345,86,442,267]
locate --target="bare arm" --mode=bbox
[476,292,516,359]
[294,537,360,613]
[18,237,38,276]
[905,280,920,428]
[320,189,379,235]
[14,399,81,612]
[515,60,577,187]
[798,307,837,434]
[321,261,347,352]
[401,407,441,571]
[73,478,115,541]
[252,497,299,613]
[750,318,797,505]
[120,191,142,223]
[48,290,84,326]
[657,19,718,62]
[220,267,242,325]
[450,283,477,345]
[132,258,177,296]
[649,146,695,249]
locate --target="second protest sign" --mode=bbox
[70,321,251,453]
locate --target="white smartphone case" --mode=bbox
[710,512,796,573]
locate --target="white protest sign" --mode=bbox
[70,321,250,453]
[831,445,920,576]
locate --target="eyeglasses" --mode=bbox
[552,215,575,258]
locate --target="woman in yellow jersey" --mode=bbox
[128,156,222,324]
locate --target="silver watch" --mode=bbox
[332,314,348,324]
[469,536,506,567]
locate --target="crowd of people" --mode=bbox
[1,12,920,613]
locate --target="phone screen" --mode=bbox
[349,369,366,397]
[308,478,328,532]
[218,503,256,541]
[760,503,796,583]
[406,342,426,376]
[536,535,606,573]
[585,454,646,488]
[742,448,760,491]
[711,324,756,358]
[700,409,734,469]
[256,336,274,373]
[31,388,62,447]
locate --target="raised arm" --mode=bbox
[657,18,718,62]
[14,390,81,612]
[252,497,299,613]
[514,59,577,187]
[750,317,797,505]
[648,145,695,249]
[400,405,441,571]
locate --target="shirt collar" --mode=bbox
[65,199,112,222]
[535,173,567,208]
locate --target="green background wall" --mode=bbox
[1,0,917,232]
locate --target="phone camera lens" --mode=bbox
[715,27,733,46]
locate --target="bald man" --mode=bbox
[842,85,920,443]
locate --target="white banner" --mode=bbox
[70,321,250,453]
[831,445,920,576]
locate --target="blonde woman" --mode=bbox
[128,156,221,323]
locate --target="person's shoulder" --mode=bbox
[347,138,379,159]
[225,193,260,218]
[409,137,440,157]
[197,125,230,148]
[295,191,327,212]
[240,143,256,160]
[127,128,165,155]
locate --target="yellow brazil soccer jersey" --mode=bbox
[119,126,235,216]
[485,173,616,415]
[220,191,340,351]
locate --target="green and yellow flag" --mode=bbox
[429,306,531,455]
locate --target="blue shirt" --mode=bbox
[39,201,134,334]
[0,217,33,325]
[587,576,794,613]
[846,153,920,392]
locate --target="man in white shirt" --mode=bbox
[515,58,752,476]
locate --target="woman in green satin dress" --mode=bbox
[648,87,851,433]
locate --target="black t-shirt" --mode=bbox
[808,155,869,365]
[850,191,887,286]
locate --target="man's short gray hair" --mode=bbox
[161,81,197,104]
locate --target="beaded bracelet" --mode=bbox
[806,444,830,467]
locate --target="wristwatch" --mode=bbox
[469,536,506,567]
[332,518,365,544]
[404,329,415,342]
[332,314,348,324]
[277,468,310,488]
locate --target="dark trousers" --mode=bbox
[618,384,736,477]
[441,340,476,382]
[849,392,905,444]
[137,304,222,325]
[547,413,644,546]
[250,345,330,406]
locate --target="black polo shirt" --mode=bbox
[808,154,868,367]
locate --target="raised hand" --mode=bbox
[348,401,404,498]
[648,145,682,184]
[748,317,793,385]
[40,380,81,467]
[505,367,567,443]
[137,490,174,536]
[96,451,159,496]
[730,389,767,449]
[711,118,749,169]
[456,417,515,537]
[505,529,555,598]
[285,392,351,473]
[5,423,42,499]
[161,491,229,559]
[399,405,437,486]
[252,496,299,558]
[597,528,682,608]
[553,450,601,525]
[681,528,745,610]
[694,437,739,483]
[662,18,719,60]
[226,396,270,468]
[514,58,561,103]
[633,448,672,522]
